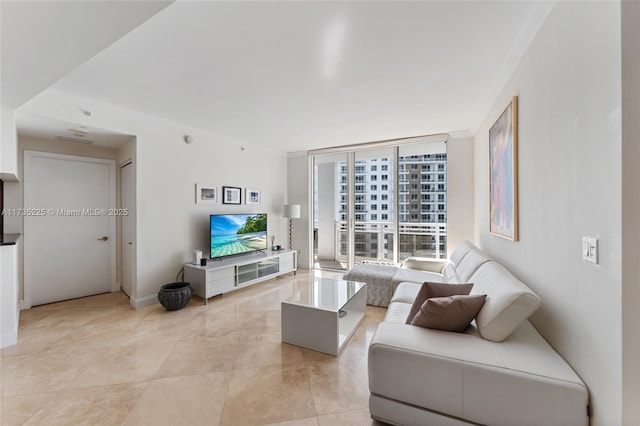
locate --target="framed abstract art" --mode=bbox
[489,96,519,241]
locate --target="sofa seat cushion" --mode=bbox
[368,321,588,425]
[469,262,542,342]
[390,282,422,304]
[391,268,443,287]
[384,301,413,324]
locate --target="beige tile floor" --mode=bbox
[0,270,388,426]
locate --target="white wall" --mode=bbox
[621,1,640,423]
[116,138,137,298]
[445,135,474,256]
[0,105,18,180]
[473,3,621,424]
[316,162,337,260]
[18,90,289,308]
[1,104,19,348]
[287,153,310,268]
[0,241,19,347]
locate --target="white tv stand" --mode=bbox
[184,249,297,304]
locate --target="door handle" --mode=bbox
[98,236,109,241]
[128,242,132,245]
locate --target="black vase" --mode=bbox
[158,282,194,311]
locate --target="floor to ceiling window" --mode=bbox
[311,135,447,271]
[398,142,447,260]
[313,152,348,271]
[350,148,395,265]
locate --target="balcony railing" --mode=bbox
[331,220,447,263]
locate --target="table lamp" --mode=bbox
[283,204,301,249]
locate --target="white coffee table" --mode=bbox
[281,277,367,356]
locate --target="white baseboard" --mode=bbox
[111,282,121,292]
[1,331,18,348]
[2,302,22,348]
[130,294,158,309]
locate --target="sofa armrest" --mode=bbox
[401,257,449,273]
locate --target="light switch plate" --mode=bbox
[582,237,599,264]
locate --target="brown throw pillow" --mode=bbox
[411,294,487,333]
[405,282,474,324]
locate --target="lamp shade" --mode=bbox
[283,204,301,219]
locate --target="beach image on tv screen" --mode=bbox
[210,214,267,258]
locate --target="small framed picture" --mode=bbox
[222,186,242,205]
[246,188,261,204]
[196,183,218,204]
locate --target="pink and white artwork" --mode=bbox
[489,96,518,241]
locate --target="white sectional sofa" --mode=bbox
[343,241,493,307]
[367,241,589,426]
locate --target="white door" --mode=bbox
[120,162,135,297]
[24,151,116,307]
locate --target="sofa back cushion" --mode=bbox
[456,247,493,282]
[449,240,476,265]
[442,263,461,283]
[469,261,542,342]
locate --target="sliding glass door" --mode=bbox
[313,152,348,271]
[311,137,447,272]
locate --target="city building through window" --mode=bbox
[312,138,447,271]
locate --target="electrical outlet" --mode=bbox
[582,237,599,264]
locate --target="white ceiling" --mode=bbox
[15,113,133,149]
[5,1,552,153]
[0,0,173,108]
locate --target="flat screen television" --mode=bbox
[210,213,267,259]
